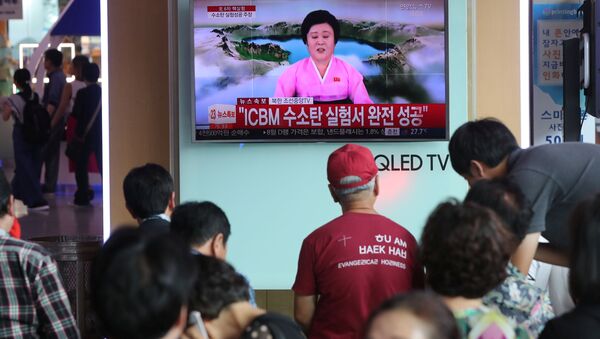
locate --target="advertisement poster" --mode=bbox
[193,0,447,141]
[531,2,594,145]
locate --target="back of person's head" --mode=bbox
[13,68,32,97]
[83,62,100,83]
[301,9,340,44]
[189,255,249,319]
[71,55,90,78]
[90,227,196,339]
[448,119,519,176]
[327,144,378,203]
[123,163,174,219]
[13,68,31,88]
[366,291,460,339]
[569,194,600,304]
[464,178,532,242]
[420,200,515,298]
[0,171,11,217]
[44,48,63,68]
[170,201,231,248]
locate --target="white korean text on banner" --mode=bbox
[532,1,595,145]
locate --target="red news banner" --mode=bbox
[209,98,446,130]
[207,5,256,12]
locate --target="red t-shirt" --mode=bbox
[292,212,423,339]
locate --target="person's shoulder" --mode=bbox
[49,70,67,82]
[332,57,362,76]
[518,142,599,159]
[280,58,309,76]
[301,215,346,242]
[139,217,170,236]
[293,57,311,67]
[513,143,600,175]
[316,212,360,228]
[552,142,600,157]
[75,85,92,97]
[88,84,102,96]
[508,146,551,174]
[81,84,97,92]
[0,237,53,263]
[303,219,333,240]
[78,84,100,98]
[8,93,24,104]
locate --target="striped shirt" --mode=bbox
[0,231,80,338]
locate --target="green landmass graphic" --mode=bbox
[234,40,290,62]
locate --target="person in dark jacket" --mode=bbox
[71,62,101,206]
[539,194,600,339]
[122,163,175,235]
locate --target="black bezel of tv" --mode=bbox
[581,0,600,118]
[191,0,450,142]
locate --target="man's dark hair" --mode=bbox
[420,200,515,298]
[83,62,100,83]
[90,227,196,339]
[72,55,90,77]
[0,172,11,217]
[366,291,460,339]
[301,10,340,44]
[170,201,231,247]
[189,255,249,319]
[464,178,532,242]
[569,194,600,304]
[448,119,519,176]
[44,48,63,68]
[123,163,173,219]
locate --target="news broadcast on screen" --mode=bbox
[193,0,447,141]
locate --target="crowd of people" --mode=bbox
[1,48,102,210]
[0,117,600,338]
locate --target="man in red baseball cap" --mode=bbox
[292,144,424,339]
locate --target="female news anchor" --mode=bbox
[274,10,373,104]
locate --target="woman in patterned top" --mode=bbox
[465,178,554,336]
[182,255,305,339]
[420,200,531,339]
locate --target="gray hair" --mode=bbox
[333,176,375,202]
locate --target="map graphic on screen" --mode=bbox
[193,0,447,141]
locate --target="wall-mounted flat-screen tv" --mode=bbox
[193,0,447,141]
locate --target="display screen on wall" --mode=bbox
[193,0,448,141]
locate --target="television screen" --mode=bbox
[193,0,448,141]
